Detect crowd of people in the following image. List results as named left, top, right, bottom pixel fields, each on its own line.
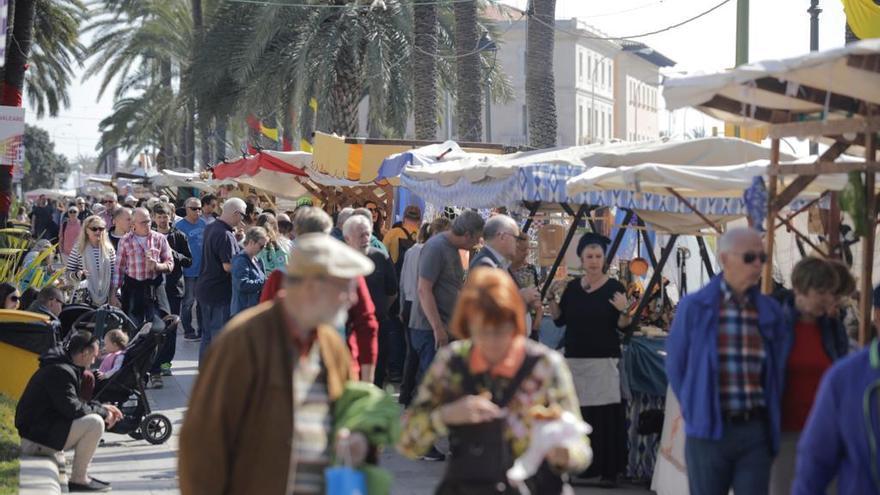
left=8, top=189, right=880, bottom=495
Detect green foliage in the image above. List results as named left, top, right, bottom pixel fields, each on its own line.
left=26, top=0, right=87, bottom=118
left=21, top=125, right=70, bottom=192
left=0, top=394, right=20, bottom=495
left=0, top=241, right=63, bottom=291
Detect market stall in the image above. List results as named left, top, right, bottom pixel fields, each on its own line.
left=663, top=37, right=880, bottom=344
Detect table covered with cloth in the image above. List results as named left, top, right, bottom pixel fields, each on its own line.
left=620, top=335, right=667, bottom=481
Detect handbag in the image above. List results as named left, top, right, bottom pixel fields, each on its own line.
left=439, top=354, right=540, bottom=494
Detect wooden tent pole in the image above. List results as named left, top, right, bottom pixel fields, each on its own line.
left=762, top=138, right=780, bottom=294
left=859, top=130, right=877, bottom=346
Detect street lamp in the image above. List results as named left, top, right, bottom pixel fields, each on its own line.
left=479, top=32, right=498, bottom=143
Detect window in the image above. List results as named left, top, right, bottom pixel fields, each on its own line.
left=578, top=105, right=584, bottom=144
left=600, top=110, right=605, bottom=139
left=578, top=52, right=583, bottom=80
left=521, top=105, right=528, bottom=138
left=608, top=114, right=612, bottom=139
left=600, top=64, right=605, bottom=89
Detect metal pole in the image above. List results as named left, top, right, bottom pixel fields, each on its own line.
left=485, top=78, right=492, bottom=142
left=734, top=0, right=749, bottom=139
left=808, top=0, right=821, bottom=155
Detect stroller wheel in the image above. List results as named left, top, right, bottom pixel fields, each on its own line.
left=128, top=428, right=144, bottom=440
left=141, top=413, right=172, bottom=445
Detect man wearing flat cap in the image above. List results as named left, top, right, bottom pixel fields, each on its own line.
left=179, top=234, right=373, bottom=495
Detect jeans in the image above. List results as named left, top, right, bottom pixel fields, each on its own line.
left=181, top=276, right=201, bottom=336
left=685, top=419, right=773, bottom=495
left=410, top=328, right=437, bottom=384
left=199, top=301, right=230, bottom=362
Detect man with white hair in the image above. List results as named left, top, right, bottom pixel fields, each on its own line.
left=195, top=197, right=246, bottom=361
left=666, top=228, right=787, bottom=495
left=331, top=207, right=356, bottom=241
left=344, top=215, right=397, bottom=387
left=469, top=213, right=541, bottom=327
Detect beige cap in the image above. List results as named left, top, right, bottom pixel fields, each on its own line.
left=287, top=233, right=374, bottom=279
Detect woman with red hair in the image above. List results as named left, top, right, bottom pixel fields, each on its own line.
left=398, top=267, right=590, bottom=494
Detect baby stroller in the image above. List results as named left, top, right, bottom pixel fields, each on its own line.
left=92, top=319, right=177, bottom=445
left=59, top=304, right=140, bottom=343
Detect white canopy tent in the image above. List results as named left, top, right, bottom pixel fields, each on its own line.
left=661, top=37, right=880, bottom=345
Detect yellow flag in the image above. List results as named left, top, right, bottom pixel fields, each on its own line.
left=260, top=124, right=279, bottom=142
left=842, top=0, right=880, bottom=40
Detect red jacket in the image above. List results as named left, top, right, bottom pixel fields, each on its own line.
left=259, top=270, right=378, bottom=376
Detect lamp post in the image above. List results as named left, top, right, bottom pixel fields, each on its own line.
left=808, top=0, right=821, bottom=155
left=479, top=32, right=498, bottom=143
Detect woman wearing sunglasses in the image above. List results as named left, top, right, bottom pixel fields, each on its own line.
left=59, top=206, right=82, bottom=259
left=65, top=216, right=118, bottom=307
left=0, top=283, right=21, bottom=310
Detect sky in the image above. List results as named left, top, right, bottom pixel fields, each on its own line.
left=30, top=0, right=850, bottom=161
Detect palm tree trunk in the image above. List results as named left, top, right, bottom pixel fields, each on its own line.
left=325, top=47, right=362, bottom=136
left=0, top=0, right=37, bottom=225
left=526, top=0, right=557, bottom=148
left=214, top=116, right=227, bottom=161
left=158, top=59, right=174, bottom=170
left=454, top=0, right=482, bottom=142
left=192, top=0, right=212, bottom=168
left=413, top=3, right=438, bottom=140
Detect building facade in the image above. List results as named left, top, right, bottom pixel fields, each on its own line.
left=489, top=17, right=675, bottom=147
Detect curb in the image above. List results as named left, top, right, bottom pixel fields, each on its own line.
left=19, top=455, right=62, bottom=495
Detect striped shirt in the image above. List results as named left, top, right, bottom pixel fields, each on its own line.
left=286, top=344, right=331, bottom=495
left=717, top=280, right=766, bottom=413
left=65, top=244, right=117, bottom=288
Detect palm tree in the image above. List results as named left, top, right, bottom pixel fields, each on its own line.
left=84, top=0, right=193, bottom=167
left=27, top=0, right=87, bottom=118
left=525, top=0, right=557, bottom=148
left=454, top=0, right=482, bottom=142
left=412, top=2, right=438, bottom=140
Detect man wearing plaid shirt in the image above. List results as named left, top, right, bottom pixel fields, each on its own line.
left=114, top=208, right=174, bottom=333
left=667, top=228, right=786, bottom=495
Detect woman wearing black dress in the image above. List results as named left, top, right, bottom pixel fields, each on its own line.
left=548, top=232, right=631, bottom=486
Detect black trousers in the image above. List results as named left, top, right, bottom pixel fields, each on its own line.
left=398, top=301, right=420, bottom=406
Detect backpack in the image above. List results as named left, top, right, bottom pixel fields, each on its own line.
left=394, top=226, right=417, bottom=276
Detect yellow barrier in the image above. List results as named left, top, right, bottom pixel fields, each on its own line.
left=0, top=341, right=39, bottom=400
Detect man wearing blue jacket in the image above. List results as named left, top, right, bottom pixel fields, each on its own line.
left=792, top=285, right=880, bottom=495
left=666, top=228, right=787, bottom=495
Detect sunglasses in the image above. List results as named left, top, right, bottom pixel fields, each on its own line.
left=188, top=207, right=202, bottom=211
left=102, top=199, right=115, bottom=204
left=740, top=251, right=768, bottom=264
left=8, top=295, right=19, bottom=302
left=89, top=226, right=106, bottom=232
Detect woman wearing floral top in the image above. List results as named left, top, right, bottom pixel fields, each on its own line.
left=398, top=267, right=590, bottom=494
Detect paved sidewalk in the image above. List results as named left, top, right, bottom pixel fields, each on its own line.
left=82, top=332, right=199, bottom=494
left=83, top=331, right=652, bottom=494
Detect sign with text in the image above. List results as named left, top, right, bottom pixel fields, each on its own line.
left=0, top=106, right=25, bottom=169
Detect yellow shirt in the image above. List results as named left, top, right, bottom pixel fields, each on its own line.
left=382, top=224, right=417, bottom=264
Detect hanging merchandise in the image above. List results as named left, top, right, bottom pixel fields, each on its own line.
left=538, top=223, right=566, bottom=267
left=808, top=204, right=825, bottom=234
left=742, top=176, right=768, bottom=232
left=841, top=0, right=880, bottom=40
left=839, top=171, right=867, bottom=237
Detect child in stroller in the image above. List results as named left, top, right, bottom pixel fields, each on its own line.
left=92, top=322, right=174, bottom=445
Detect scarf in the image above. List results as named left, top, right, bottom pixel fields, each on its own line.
left=84, top=244, right=113, bottom=305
